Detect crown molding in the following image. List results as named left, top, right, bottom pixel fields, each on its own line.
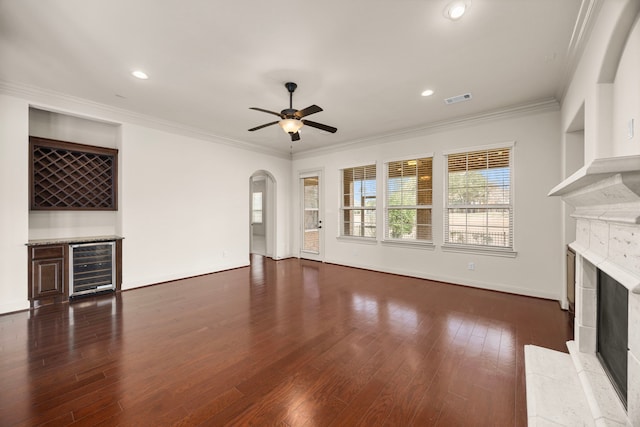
left=1, top=81, right=560, bottom=163
left=292, top=98, right=560, bottom=160
left=0, top=80, right=291, bottom=160
left=557, top=0, right=603, bottom=102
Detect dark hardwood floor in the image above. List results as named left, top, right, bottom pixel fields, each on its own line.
left=0, top=255, right=572, bottom=426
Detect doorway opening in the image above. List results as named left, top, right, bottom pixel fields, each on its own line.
left=250, top=171, right=276, bottom=258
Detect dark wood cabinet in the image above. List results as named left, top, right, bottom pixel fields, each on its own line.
left=27, top=237, right=123, bottom=308
left=28, top=244, right=69, bottom=307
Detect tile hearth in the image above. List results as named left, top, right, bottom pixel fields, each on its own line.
left=525, top=342, right=629, bottom=426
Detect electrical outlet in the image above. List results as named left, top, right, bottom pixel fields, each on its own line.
left=628, top=118, right=635, bottom=140
left=222, top=250, right=228, bottom=257
left=468, top=262, right=475, bottom=271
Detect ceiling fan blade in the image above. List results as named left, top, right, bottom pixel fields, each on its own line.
left=294, top=105, right=323, bottom=119
left=249, top=107, right=284, bottom=118
left=302, top=119, right=337, bottom=133
left=291, top=132, right=300, bottom=142
left=248, top=121, right=279, bottom=132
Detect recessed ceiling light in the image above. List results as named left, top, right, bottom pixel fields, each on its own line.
left=445, top=1, right=469, bottom=20
left=131, top=70, right=148, bottom=80
left=421, top=89, right=435, bottom=97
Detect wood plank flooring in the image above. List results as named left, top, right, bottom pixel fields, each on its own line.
left=0, top=255, right=572, bottom=426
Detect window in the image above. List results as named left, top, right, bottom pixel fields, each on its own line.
left=252, top=192, right=263, bottom=224
left=385, top=157, right=433, bottom=242
left=445, top=146, right=513, bottom=249
left=341, top=164, right=376, bottom=238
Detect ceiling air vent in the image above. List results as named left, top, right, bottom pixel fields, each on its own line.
left=444, top=93, right=472, bottom=105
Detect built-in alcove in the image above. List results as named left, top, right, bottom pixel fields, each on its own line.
left=561, top=103, right=585, bottom=311
left=565, top=103, right=585, bottom=179
left=28, top=108, right=121, bottom=240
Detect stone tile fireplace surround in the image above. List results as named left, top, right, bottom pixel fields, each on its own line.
left=526, top=155, right=640, bottom=426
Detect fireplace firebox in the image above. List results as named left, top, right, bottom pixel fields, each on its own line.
left=597, top=268, right=629, bottom=408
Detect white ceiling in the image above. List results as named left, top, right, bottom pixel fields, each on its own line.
left=0, top=0, right=583, bottom=156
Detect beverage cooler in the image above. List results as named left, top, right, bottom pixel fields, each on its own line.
left=69, top=241, right=116, bottom=297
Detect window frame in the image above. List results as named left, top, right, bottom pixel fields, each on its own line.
left=339, top=162, right=378, bottom=240
left=442, top=142, right=517, bottom=257
left=382, top=154, right=435, bottom=249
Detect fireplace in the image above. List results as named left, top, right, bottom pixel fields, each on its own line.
left=525, top=157, right=640, bottom=426
left=597, top=269, right=628, bottom=408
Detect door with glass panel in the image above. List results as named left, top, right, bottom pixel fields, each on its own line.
left=300, top=172, right=323, bottom=261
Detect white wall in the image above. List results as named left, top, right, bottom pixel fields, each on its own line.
left=0, top=94, right=30, bottom=313
left=612, top=13, right=640, bottom=155
left=0, top=93, right=292, bottom=314
left=562, top=0, right=640, bottom=162
left=118, top=123, right=290, bottom=289
left=292, top=108, right=564, bottom=300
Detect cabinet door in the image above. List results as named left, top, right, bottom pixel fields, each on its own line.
left=32, top=258, right=64, bottom=298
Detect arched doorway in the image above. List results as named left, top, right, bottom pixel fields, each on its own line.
left=249, top=170, right=276, bottom=258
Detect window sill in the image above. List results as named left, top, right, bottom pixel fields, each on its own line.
left=381, top=240, right=435, bottom=250
left=441, top=244, right=517, bottom=258
left=336, top=236, right=378, bottom=245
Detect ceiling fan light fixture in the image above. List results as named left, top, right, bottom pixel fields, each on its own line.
left=279, top=118, right=304, bottom=134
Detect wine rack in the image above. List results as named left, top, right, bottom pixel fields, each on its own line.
left=30, top=136, right=118, bottom=210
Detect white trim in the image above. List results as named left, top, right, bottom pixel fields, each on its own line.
left=336, top=236, right=378, bottom=245
left=383, top=152, right=434, bottom=163
left=293, top=99, right=557, bottom=160
left=441, top=244, right=518, bottom=258
left=381, top=240, right=435, bottom=250
left=323, top=258, right=555, bottom=300
left=0, top=80, right=290, bottom=160
left=442, top=140, right=515, bottom=156
left=249, top=170, right=278, bottom=259
left=557, top=0, right=602, bottom=102
left=298, top=168, right=323, bottom=179
left=337, top=160, right=378, bottom=171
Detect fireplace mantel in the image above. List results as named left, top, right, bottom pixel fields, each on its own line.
left=550, top=155, right=640, bottom=295
left=549, top=154, right=640, bottom=200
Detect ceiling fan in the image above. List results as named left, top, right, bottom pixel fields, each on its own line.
left=248, top=82, right=337, bottom=142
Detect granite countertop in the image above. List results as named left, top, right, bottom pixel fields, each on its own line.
left=26, top=235, right=124, bottom=246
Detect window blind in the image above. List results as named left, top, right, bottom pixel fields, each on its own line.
left=385, top=157, right=433, bottom=241
left=445, top=147, right=512, bottom=248
left=341, top=164, right=376, bottom=238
